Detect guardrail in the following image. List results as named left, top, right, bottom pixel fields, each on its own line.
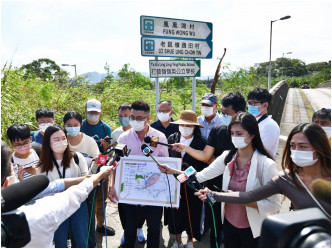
left=269, top=80, right=289, bottom=126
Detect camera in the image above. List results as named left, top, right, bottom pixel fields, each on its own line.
left=259, top=208, right=330, bottom=247
left=1, top=198, right=31, bottom=247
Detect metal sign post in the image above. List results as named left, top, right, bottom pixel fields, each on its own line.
left=155, top=56, right=159, bottom=118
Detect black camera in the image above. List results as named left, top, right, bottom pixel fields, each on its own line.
left=1, top=198, right=31, bottom=247
left=259, top=208, right=331, bottom=248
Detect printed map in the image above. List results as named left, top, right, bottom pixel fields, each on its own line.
left=114, top=155, right=181, bottom=207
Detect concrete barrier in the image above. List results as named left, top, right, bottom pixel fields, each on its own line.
left=269, top=80, right=289, bottom=126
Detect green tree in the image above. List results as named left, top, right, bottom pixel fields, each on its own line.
left=21, top=58, right=68, bottom=83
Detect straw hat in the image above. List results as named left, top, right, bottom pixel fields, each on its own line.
left=171, top=110, right=205, bottom=128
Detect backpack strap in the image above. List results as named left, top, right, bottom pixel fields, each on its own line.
left=73, top=152, right=79, bottom=165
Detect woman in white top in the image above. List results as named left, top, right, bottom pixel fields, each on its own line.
left=63, top=111, right=99, bottom=158
left=160, top=113, right=281, bottom=247
left=37, top=124, right=88, bottom=248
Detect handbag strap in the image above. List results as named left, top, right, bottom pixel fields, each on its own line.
left=295, top=172, right=331, bottom=220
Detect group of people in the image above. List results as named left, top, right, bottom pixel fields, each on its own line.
left=1, top=87, right=331, bottom=248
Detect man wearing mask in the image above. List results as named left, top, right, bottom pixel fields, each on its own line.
left=247, top=88, right=280, bottom=158
left=151, top=100, right=179, bottom=139
left=111, top=103, right=147, bottom=245
left=312, top=108, right=331, bottom=140
left=198, top=93, right=223, bottom=140
left=80, top=99, right=115, bottom=238
left=172, top=92, right=246, bottom=248
left=31, top=107, right=56, bottom=150
left=109, top=100, right=168, bottom=248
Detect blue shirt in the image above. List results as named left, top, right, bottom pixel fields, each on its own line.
left=31, top=131, right=43, bottom=145
left=150, top=118, right=179, bottom=140
left=32, top=179, right=65, bottom=200
left=197, top=113, right=223, bottom=140
left=81, top=119, right=112, bottom=152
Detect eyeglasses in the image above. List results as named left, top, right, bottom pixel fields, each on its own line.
left=129, top=115, right=148, bottom=121
left=13, top=142, right=30, bottom=149
left=247, top=100, right=261, bottom=106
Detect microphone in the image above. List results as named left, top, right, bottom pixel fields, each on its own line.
left=311, top=179, right=331, bottom=204
left=144, top=136, right=173, bottom=148
left=1, top=175, right=49, bottom=212
left=141, top=144, right=162, bottom=167
left=179, top=163, right=216, bottom=205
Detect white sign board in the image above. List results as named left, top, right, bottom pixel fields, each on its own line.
left=114, top=155, right=182, bottom=208
left=141, top=37, right=212, bottom=58
left=149, top=60, right=201, bottom=78
left=140, top=15, right=212, bottom=40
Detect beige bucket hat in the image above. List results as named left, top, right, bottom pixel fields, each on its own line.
left=171, top=110, right=205, bottom=128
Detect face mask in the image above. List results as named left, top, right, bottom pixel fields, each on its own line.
left=51, top=139, right=68, bottom=153
left=157, top=112, right=171, bottom=122
left=119, top=117, right=131, bottom=128
left=231, top=136, right=251, bottom=149
left=14, top=143, right=31, bottom=155
left=201, top=106, right=214, bottom=117
left=248, top=105, right=261, bottom=117
left=290, top=150, right=318, bottom=167
left=39, top=123, right=52, bottom=133
left=179, top=126, right=194, bottom=137
left=221, top=114, right=232, bottom=126
left=87, top=113, right=100, bottom=123
left=66, top=127, right=80, bottom=137
left=322, top=126, right=331, bottom=138
left=130, top=120, right=146, bottom=132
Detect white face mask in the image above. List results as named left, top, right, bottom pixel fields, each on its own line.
left=39, top=123, right=53, bottom=133
left=290, top=150, right=318, bottom=167
left=87, top=113, right=100, bottom=123
left=322, top=126, right=331, bottom=138
left=201, top=106, right=214, bottom=117
left=231, top=135, right=251, bottom=149
left=179, top=126, right=194, bottom=137
left=157, top=112, right=171, bottom=122
left=51, top=139, right=68, bottom=153
left=130, top=120, right=146, bottom=132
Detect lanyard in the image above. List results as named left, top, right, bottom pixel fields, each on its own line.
left=257, top=114, right=268, bottom=124
left=52, top=158, right=66, bottom=179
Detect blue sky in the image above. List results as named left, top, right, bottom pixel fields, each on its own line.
left=1, top=0, right=331, bottom=77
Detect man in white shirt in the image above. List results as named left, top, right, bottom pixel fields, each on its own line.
left=247, top=88, right=280, bottom=158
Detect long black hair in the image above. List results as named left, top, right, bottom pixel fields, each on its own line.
left=224, top=113, right=273, bottom=164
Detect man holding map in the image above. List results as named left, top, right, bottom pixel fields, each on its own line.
left=109, top=100, right=169, bottom=248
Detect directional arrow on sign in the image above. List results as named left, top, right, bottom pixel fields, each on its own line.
left=141, top=37, right=212, bottom=59
left=141, top=15, right=213, bottom=41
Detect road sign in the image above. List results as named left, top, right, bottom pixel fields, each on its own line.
left=141, top=15, right=212, bottom=41
left=141, top=37, right=212, bottom=59
left=149, top=60, right=201, bottom=78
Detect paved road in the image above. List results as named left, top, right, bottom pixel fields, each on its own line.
left=99, top=87, right=330, bottom=248
left=301, top=88, right=331, bottom=112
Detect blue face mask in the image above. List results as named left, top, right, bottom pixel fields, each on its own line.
left=119, top=117, right=131, bottom=128
left=66, top=127, right=80, bottom=137
left=220, top=114, right=232, bottom=126
left=248, top=105, right=261, bottom=117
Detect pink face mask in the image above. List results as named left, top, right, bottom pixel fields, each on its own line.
left=14, top=143, right=31, bottom=155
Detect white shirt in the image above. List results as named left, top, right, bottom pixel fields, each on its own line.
left=69, top=133, right=100, bottom=158
left=110, top=126, right=125, bottom=145
left=257, top=115, right=280, bottom=158
left=180, top=135, right=193, bottom=158
left=12, top=149, right=39, bottom=181
left=21, top=178, right=93, bottom=248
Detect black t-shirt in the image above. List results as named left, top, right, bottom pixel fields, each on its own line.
left=207, top=125, right=232, bottom=158
left=206, top=125, right=233, bottom=189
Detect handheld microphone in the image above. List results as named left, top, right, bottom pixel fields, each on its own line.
left=1, top=175, right=50, bottom=212
left=141, top=144, right=162, bottom=167
left=180, top=163, right=216, bottom=205
left=144, top=136, right=173, bottom=148
left=106, top=143, right=131, bottom=170
left=311, top=179, right=331, bottom=204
